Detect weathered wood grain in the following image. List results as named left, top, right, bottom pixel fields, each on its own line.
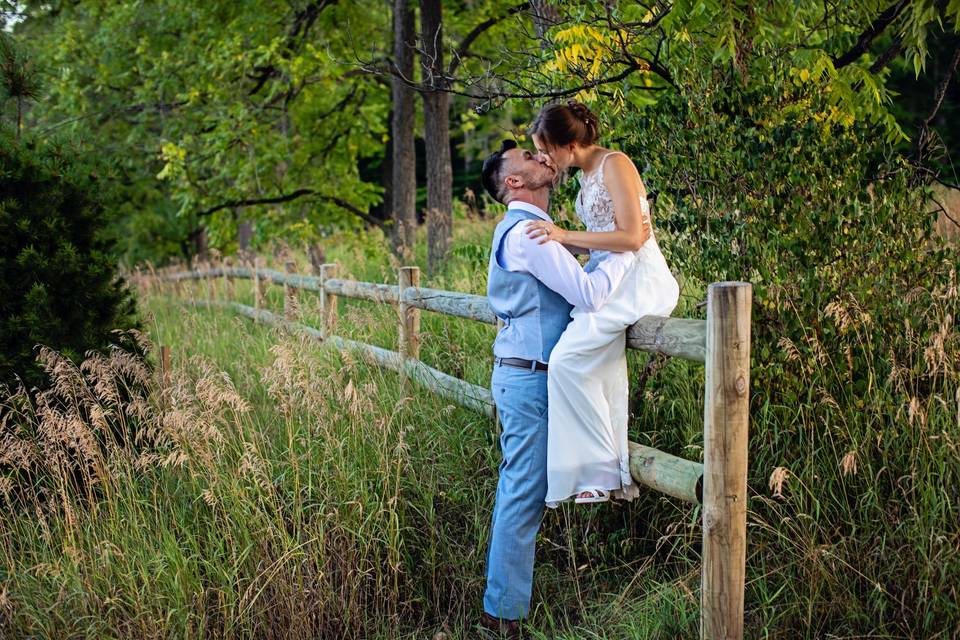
left=324, top=278, right=399, bottom=303
left=252, top=261, right=264, bottom=310
left=701, top=282, right=752, bottom=640
left=400, top=286, right=497, bottom=324
left=283, top=260, right=297, bottom=320
left=319, top=263, right=338, bottom=338
left=628, top=442, right=703, bottom=504
left=627, top=316, right=707, bottom=362
left=398, top=267, right=421, bottom=359
left=258, top=268, right=326, bottom=293
left=173, top=270, right=752, bottom=640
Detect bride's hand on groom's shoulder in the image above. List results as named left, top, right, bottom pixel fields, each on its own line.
left=525, top=220, right=567, bottom=245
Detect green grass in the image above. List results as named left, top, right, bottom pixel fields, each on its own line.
left=2, top=213, right=958, bottom=638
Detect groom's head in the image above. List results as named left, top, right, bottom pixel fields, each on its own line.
left=481, top=139, right=557, bottom=205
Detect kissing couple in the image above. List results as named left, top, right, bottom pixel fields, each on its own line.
left=477, top=101, right=680, bottom=637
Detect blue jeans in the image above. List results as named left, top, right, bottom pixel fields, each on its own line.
left=483, top=363, right=549, bottom=620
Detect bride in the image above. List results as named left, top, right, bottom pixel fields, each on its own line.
left=526, top=101, right=680, bottom=506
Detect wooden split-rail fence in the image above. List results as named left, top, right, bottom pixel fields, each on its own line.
left=149, top=258, right=752, bottom=640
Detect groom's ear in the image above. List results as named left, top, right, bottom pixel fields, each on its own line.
left=503, top=173, right=523, bottom=191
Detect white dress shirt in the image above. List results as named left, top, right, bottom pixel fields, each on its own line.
left=499, top=200, right=634, bottom=312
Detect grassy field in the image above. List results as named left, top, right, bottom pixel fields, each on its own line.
left=2, top=212, right=958, bottom=638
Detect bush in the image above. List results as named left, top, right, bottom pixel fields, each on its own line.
left=0, top=127, right=139, bottom=389
left=607, top=68, right=960, bottom=636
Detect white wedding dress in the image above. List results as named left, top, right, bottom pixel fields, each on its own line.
left=545, top=151, right=680, bottom=507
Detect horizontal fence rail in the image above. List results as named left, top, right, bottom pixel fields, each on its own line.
left=148, top=260, right=751, bottom=640
left=159, top=265, right=707, bottom=362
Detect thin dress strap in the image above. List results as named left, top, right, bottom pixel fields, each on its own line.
left=597, top=150, right=629, bottom=175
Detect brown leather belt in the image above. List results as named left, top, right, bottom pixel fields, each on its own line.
left=494, top=357, right=548, bottom=372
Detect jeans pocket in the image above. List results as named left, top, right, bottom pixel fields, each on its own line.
left=535, top=398, right=548, bottom=419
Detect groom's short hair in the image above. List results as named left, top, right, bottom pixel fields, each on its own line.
left=481, top=139, right=518, bottom=204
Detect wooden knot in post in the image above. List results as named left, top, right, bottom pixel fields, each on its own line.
left=735, top=375, right=748, bottom=396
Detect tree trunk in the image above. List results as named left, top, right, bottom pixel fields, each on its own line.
left=420, top=0, right=453, bottom=273
left=530, top=1, right=559, bottom=45
left=382, top=111, right=394, bottom=227
left=191, top=226, right=209, bottom=262
left=238, top=220, right=254, bottom=262
left=391, top=0, right=418, bottom=257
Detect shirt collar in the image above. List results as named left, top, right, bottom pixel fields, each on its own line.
left=506, top=199, right=551, bottom=222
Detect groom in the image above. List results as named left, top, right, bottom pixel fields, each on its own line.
left=478, top=140, right=633, bottom=636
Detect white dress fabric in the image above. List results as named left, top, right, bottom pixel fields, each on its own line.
left=545, top=152, right=680, bottom=508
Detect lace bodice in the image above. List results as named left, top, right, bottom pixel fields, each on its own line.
left=575, top=151, right=652, bottom=235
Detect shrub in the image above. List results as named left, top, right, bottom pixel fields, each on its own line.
left=610, top=68, right=960, bottom=636
left=0, top=127, right=139, bottom=389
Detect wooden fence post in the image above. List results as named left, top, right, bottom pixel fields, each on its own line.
left=223, top=257, right=234, bottom=299
left=253, top=256, right=264, bottom=310
left=398, top=266, right=420, bottom=360
left=701, top=281, right=752, bottom=640
left=172, top=266, right=182, bottom=298
left=206, top=261, right=216, bottom=302
left=319, top=263, right=338, bottom=338
left=284, top=260, right=297, bottom=320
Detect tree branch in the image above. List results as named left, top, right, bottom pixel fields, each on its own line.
left=868, top=36, right=904, bottom=73
left=367, top=54, right=664, bottom=104
left=448, top=3, right=529, bottom=75
left=930, top=197, right=960, bottom=229
left=915, top=46, right=960, bottom=161
left=317, top=196, right=385, bottom=227
left=198, top=189, right=317, bottom=217
left=922, top=46, right=960, bottom=129
left=196, top=189, right=384, bottom=228
left=833, top=0, right=908, bottom=69
left=248, top=0, right=339, bottom=96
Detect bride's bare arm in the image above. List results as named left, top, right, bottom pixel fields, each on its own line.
left=526, top=154, right=651, bottom=251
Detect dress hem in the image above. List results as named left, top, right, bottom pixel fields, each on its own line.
left=545, top=480, right=639, bottom=509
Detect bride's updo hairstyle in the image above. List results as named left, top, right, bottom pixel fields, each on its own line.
left=529, top=100, right=600, bottom=148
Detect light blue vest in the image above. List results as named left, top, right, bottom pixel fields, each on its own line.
left=487, top=208, right=574, bottom=362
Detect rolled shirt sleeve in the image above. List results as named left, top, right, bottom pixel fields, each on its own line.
left=501, top=224, right=634, bottom=312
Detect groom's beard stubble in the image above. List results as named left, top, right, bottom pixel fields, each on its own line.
left=526, top=167, right=559, bottom=193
